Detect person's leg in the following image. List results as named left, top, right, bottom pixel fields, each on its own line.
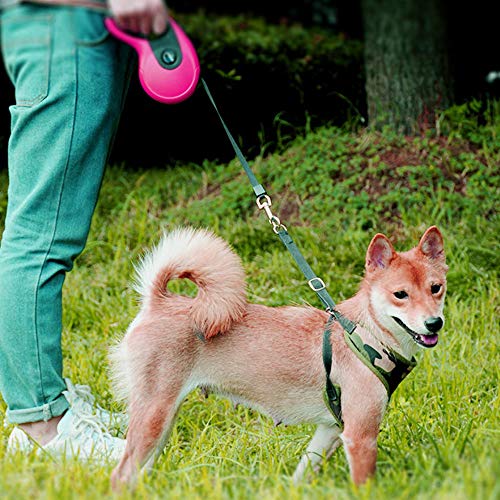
left=0, top=4, right=132, bottom=433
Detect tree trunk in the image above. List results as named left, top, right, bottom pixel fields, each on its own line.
left=362, top=0, right=452, bottom=134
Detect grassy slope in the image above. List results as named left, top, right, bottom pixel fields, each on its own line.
left=0, top=115, right=498, bottom=499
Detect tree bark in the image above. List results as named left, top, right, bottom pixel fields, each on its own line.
left=362, top=0, right=452, bottom=134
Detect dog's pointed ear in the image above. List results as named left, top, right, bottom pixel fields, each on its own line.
left=366, top=233, right=396, bottom=271
left=418, top=226, right=446, bottom=263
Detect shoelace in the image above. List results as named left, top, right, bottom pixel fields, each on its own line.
left=62, top=386, right=118, bottom=453
left=64, top=378, right=127, bottom=428
left=69, top=400, right=114, bottom=447
left=64, top=379, right=106, bottom=414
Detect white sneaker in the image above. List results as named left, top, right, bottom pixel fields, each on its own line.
left=63, top=379, right=128, bottom=432
left=8, top=409, right=126, bottom=462
left=6, top=380, right=127, bottom=462
left=7, top=426, right=33, bottom=454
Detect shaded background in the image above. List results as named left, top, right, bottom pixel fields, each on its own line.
left=0, top=0, right=498, bottom=168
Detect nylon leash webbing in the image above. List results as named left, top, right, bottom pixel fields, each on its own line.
left=202, top=78, right=356, bottom=336
left=202, top=82, right=415, bottom=425
left=202, top=79, right=266, bottom=198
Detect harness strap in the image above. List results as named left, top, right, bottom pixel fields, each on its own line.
left=344, top=331, right=417, bottom=397
left=322, top=320, right=417, bottom=428
left=322, top=316, right=343, bottom=427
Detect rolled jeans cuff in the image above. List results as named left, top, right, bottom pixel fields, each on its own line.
left=6, top=393, right=69, bottom=424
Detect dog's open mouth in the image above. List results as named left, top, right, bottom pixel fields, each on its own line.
left=392, top=317, right=439, bottom=348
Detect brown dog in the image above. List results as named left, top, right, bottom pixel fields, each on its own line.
left=110, top=226, right=447, bottom=488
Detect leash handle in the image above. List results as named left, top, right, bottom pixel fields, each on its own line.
left=106, top=18, right=200, bottom=104
left=202, top=78, right=356, bottom=335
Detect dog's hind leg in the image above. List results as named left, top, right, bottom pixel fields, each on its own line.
left=111, top=384, right=185, bottom=490
left=292, top=424, right=342, bottom=484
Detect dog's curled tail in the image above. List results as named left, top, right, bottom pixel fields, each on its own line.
left=134, top=227, right=247, bottom=339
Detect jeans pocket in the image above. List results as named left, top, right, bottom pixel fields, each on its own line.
left=1, top=14, right=52, bottom=107
left=72, top=8, right=110, bottom=46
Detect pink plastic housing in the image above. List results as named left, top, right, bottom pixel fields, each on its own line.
left=105, top=18, right=200, bottom=104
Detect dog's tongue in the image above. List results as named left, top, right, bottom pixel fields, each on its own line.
left=419, top=333, right=439, bottom=347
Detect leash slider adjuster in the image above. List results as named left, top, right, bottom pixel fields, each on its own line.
left=308, top=277, right=326, bottom=292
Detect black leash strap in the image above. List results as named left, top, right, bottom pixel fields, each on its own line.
left=202, top=79, right=266, bottom=198
left=276, top=229, right=356, bottom=334
left=202, top=78, right=355, bottom=333
left=203, top=78, right=357, bottom=426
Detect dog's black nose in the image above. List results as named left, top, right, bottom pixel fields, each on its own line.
left=425, top=317, right=443, bottom=333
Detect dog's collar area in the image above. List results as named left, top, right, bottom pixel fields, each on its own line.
left=392, top=316, right=439, bottom=348
left=322, top=314, right=417, bottom=428
left=345, top=330, right=417, bottom=395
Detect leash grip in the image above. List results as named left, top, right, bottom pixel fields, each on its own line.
left=105, top=17, right=200, bottom=104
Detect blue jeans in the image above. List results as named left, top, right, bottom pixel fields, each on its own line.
left=0, top=4, right=132, bottom=423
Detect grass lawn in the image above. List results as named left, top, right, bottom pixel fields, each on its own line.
left=0, top=109, right=498, bottom=498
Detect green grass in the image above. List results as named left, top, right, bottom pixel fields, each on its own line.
left=0, top=112, right=498, bottom=498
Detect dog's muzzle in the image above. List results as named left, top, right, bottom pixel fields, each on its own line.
left=392, top=316, right=441, bottom=348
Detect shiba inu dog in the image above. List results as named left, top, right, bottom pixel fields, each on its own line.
left=110, top=226, right=447, bottom=488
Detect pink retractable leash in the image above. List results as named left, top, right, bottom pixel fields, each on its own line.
left=105, top=17, right=200, bottom=104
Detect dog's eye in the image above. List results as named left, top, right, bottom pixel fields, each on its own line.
left=431, top=284, right=442, bottom=294
left=393, top=290, right=408, bottom=299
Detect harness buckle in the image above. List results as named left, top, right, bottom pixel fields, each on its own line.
left=308, top=277, right=326, bottom=292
